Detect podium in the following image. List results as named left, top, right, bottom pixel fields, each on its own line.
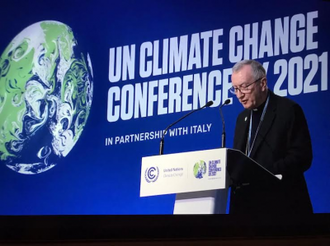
left=140, top=148, right=280, bottom=214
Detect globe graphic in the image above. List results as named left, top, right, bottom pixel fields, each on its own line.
left=0, top=21, right=93, bottom=174
left=193, top=160, right=206, bottom=179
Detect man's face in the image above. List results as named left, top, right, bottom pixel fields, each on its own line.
left=231, top=65, right=266, bottom=110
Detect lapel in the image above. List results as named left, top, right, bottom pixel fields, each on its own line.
left=249, top=91, right=277, bottom=158
left=235, top=110, right=250, bottom=152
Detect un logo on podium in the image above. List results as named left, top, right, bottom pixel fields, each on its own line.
left=145, top=166, right=159, bottom=183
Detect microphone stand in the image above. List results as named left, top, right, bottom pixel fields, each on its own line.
left=159, top=101, right=213, bottom=155
left=219, top=99, right=231, bottom=148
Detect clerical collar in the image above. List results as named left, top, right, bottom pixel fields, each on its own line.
left=253, top=100, right=266, bottom=112
left=252, top=92, right=269, bottom=112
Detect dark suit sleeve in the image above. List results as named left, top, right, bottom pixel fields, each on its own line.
left=273, top=104, right=312, bottom=175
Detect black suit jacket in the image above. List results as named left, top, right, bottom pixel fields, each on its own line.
left=230, top=91, right=313, bottom=214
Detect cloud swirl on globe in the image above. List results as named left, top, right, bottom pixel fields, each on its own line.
left=0, top=21, right=93, bottom=174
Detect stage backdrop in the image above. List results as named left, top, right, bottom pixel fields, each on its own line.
left=0, top=0, right=329, bottom=215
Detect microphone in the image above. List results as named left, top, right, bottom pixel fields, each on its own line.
left=159, top=101, right=213, bottom=155
left=219, top=99, right=231, bottom=148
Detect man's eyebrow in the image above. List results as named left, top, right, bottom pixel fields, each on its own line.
left=234, top=82, right=248, bottom=87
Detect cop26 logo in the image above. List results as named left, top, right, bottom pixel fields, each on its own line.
left=193, top=160, right=207, bottom=179
left=145, top=166, right=159, bottom=183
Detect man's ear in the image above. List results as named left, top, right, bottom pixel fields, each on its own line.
left=261, top=77, right=268, bottom=91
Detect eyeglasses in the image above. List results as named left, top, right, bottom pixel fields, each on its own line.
left=229, top=77, right=263, bottom=94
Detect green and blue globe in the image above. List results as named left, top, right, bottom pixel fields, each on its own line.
left=0, top=21, right=93, bottom=174
left=193, top=160, right=207, bottom=179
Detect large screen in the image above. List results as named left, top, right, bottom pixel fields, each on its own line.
left=0, top=0, right=329, bottom=225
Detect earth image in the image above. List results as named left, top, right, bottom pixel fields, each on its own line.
left=193, top=160, right=207, bottom=179
left=0, top=21, right=93, bottom=174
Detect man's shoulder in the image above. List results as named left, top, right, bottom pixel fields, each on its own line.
left=270, top=91, right=301, bottom=110
left=271, top=91, right=296, bottom=105
left=236, top=91, right=301, bottom=118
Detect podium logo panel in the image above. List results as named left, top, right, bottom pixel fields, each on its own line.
left=140, top=149, right=227, bottom=197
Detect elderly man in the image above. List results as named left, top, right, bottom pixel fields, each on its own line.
left=229, top=59, right=313, bottom=214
